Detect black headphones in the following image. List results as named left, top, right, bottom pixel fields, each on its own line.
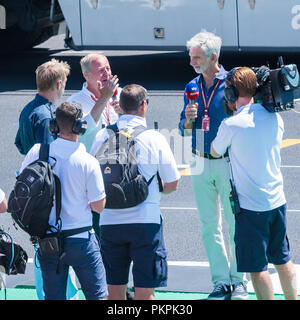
left=49, top=104, right=87, bottom=136
left=224, top=67, right=241, bottom=104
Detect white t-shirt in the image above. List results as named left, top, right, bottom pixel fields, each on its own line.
left=90, top=114, right=181, bottom=225
left=20, top=138, right=106, bottom=237
left=67, top=83, right=121, bottom=152
left=0, top=188, right=5, bottom=204
left=212, top=103, right=286, bottom=212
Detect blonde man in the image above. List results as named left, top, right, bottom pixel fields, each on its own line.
left=15, top=59, right=70, bottom=154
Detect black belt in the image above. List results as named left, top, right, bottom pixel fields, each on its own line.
left=192, top=149, right=229, bottom=159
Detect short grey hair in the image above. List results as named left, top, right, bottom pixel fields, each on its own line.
left=186, top=30, right=222, bottom=60
left=80, top=53, right=106, bottom=74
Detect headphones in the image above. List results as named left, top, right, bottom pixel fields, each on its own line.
left=49, top=104, right=87, bottom=136
left=224, top=67, right=241, bottom=104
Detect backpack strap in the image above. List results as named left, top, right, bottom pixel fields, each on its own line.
left=128, top=125, right=148, bottom=139
left=126, top=127, right=163, bottom=192
left=53, top=174, right=62, bottom=226
left=39, top=144, right=62, bottom=228
left=106, top=123, right=119, bottom=136
left=147, top=172, right=163, bottom=192
left=59, top=226, right=92, bottom=238
left=39, top=143, right=50, bottom=161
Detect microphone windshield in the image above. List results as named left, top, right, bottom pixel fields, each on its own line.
left=185, top=83, right=199, bottom=100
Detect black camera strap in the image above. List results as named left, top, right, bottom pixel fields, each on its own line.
left=226, top=152, right=241, bottom=215
left=56, top=226, right=93, bottom=274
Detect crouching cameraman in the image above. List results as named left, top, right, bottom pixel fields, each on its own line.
left=210, top=67, right=297, bottom=300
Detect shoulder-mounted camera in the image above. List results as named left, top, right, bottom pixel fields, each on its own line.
left=223, top=56, right=300, bottom=115
left=252, top=56, right=300, bottom=112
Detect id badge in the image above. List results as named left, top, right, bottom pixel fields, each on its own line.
left=202, top=115, right=210, bottom=132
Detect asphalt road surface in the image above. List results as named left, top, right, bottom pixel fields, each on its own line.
left=1, top=35, right=300, bottom=293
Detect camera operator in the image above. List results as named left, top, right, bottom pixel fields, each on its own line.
left=211, top=67, right=297, bottom=300
left=19, top=102, right=108, bottom=300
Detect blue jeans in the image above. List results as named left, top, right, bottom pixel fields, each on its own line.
left=38, top=232, right=108, bottom=300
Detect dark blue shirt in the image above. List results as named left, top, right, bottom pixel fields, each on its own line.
left=178, top=65, right=228, bottom=154
left=15, top=94, right=56, bottom=155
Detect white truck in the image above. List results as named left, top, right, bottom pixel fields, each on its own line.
left=1, top=0, right=300, bottom=53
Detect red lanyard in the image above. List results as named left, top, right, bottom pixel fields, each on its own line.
left=91, top=95, right=111, bottom=125
left=199, top=79, right=220, bottom=116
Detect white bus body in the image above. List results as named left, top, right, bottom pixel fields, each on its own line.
left=59, top=0, right=300, bottom=52
left=1, top=0, right=300, bottom=52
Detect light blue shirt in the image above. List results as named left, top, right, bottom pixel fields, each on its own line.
left=212, top=103, right=286, bottom=211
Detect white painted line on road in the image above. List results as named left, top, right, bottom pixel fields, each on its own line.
left=25, top=259, right=300, bottom=294
left=161, top=207, right=197, bottom=210
left=161, top=207, right=300, bottom=212
left=281, top=165, right=300, bottom=168
left=177, top=164, right=300, bottom=169
left=168, top=261, right=209, bottom=267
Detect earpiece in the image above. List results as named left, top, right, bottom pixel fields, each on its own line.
left=224, top=85, right=239, bottom=104
left=224, top=67, right=241, bottom=104
left=72, top=107, right=87, bottom=135
left=49, top=105, right=87, bottom=136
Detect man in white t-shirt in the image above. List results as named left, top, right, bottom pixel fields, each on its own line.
left=67, top=53, right=121, bottom=153
left=0, top=188, right=7, bottom=213
left=19, top=102, right=107, bottom=300
left=90, top=84, right=181, bottom=300
left=210, top=66, right=297, bottom=300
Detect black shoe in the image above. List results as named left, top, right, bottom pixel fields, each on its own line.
left=207, top=284, right=231, bottom=300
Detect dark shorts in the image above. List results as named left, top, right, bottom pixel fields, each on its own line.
left=234, top=204, right=290, bottom=272
left=100, top=221, right=167, bottom=288
left=38, top=232, right=108, bottom=300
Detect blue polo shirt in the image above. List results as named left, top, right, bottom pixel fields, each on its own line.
left=178, top=65, right=228, bottom=154
left=15, top=94, right=56, bottom=155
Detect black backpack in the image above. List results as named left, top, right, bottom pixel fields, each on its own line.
left=7, top=144, right=62, bottom=239
left=96, top=124, right=162, bottom=209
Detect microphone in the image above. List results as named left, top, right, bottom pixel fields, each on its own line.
left=185, top=83, right=199, bottom=122
left=185, top=83, right=199, bottom=104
